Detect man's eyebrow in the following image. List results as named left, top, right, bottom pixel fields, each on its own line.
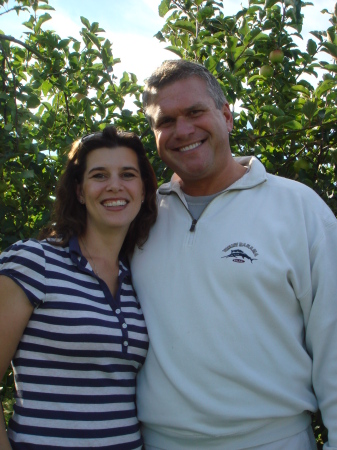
left=185, top=102, right=206, bottom=112
left=153, top=103, right=207, bottom=125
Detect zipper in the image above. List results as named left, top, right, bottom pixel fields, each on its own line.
left=170, top=190, right=228, bottom=233
left=170, top=192, right=198, bottom=232
left=190, top=218, right=197, bottom=232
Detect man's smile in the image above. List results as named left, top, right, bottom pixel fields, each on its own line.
left=177, top=140, right=204, bottom=152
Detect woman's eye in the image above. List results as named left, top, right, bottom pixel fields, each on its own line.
left=92, top=173, right=106, bottom=179
left=122, top=172, right=135, bottom=179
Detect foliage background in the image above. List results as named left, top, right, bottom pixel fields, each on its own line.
left=1, top=0, right=337, bottom=447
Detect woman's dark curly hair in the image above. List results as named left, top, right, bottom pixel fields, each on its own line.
left=39, top=126, right=157, bottom=256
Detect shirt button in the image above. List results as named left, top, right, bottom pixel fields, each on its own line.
left=115, top=309, right=121, bottom=314
left=123, top=341, right=128, bottom=347
left=122, top=323, right=127, bottom=329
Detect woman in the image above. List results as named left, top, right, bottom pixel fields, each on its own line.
left=0, top=126, right=157, bottom=449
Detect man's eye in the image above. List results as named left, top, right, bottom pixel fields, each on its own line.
left=157, top=118, right=173, bottom=128
left=190, top=110, right=202, bottom=116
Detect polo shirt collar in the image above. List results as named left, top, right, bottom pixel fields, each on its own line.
left=68, top=235, right=131, bottom=279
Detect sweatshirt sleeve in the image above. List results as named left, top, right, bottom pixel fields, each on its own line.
left=0, top=239, right=46, bottom=307
left=304, top=210, right=337, bottom=450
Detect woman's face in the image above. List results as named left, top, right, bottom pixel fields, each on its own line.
left=77, top=146, right=145, bottom=235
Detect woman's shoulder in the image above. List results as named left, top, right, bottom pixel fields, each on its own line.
left=1, top=238, right=44, bottom=259
left=0, top=238, right=49, bottom=273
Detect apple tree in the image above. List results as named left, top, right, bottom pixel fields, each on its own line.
left=156, top=0, right=337, bottom=217
left=0, top=0, right=148, bottom=422
left=0, top=0, right=149, bottom=252
left=155, top=0, right=337, bottom=446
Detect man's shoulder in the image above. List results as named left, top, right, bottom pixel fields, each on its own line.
left=266, top=173, right=336, bottom=226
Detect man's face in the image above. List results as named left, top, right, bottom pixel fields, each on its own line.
left=147, top=76, right=233, bottom=194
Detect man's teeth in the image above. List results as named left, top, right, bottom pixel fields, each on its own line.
left=180, top=141, right=202, bottom=152
left=103, top=200, right=127, bottom=207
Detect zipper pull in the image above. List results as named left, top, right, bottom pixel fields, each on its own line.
left=189, top=219, right=197, bottom=232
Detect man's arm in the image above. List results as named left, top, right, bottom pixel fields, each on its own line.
left=305, top=221, right=337, bottom=450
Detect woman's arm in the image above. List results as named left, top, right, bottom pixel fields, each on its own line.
left=0, top=275, right=34, bottom=450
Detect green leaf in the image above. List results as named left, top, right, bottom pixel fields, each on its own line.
left=21, top=170, right=35, bottom=179
left=27, top=95, right=40, bottom=109
left=58, top=39, right=71, bottom=49
left=38, top=5, right=55, bottom=10
left=154, top=31, right=165, bottom=42
left=239, top=18, right=249, bottom=37
left=265, top=0, right=280, bottom=8
left=251, top=32, right=269, bottom=42
left=199, top=36, right=221, bottom=46
left=86, top=31, right=101, bottom=48
left=73, top=41, right=81, bottom=52
left=246, top=74, right=259, bottom=83
left=315, top=79, right=336, bottom=97
left=205, top=56, right=218, bottom=72
left=197, top=6, right=214, bottom=22
left=223, top=71, right=238, bottom=89
left=321, top=64, right=337, bottom=73
left=171, top=20, right=196, bottom=35
left=283, top=120, right=303, bottom=130
left=302, top=100, right=317, bottom=119
left=273, top=116, right=296, bottom=128
left=120, top=72, right=130, bottom=84
left=35, top=13, right=52, bottom=32
left=290, top=85, right=311, bottom=96
left=41, top=80, right=52, bottom=96
left=310, top=31, right=323, bottom=42
left=80, top=16, right=91, bottom=29
left=260, top=105, right=285, bottom=116
left=247, top=6, right=263, bottom=14
left=165, top=45, right=185, bottom=58
left=158, top=0, right=171, bottom=17
left=226, top=36, right=238, bottom=50
left=321, top=42, right=337, bottom=59
left=307, top=39, right=317, bottom=56
left=22, top=15, right=34, bottom=30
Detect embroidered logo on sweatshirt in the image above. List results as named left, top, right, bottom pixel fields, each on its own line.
left=222, top=242, right=258, bottom=264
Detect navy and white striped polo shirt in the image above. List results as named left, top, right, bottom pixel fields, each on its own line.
left=0, top=237, right=148, bottom=449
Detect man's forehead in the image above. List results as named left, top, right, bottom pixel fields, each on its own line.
left=148, top=82, right=209, bottom=109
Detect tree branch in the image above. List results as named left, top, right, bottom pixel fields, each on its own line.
left=0, top=7, right=19, bottom=17
left=0, top=34, right=49, bottom=62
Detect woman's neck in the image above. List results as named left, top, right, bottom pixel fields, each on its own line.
left=79, top=229, right=127, bottom=296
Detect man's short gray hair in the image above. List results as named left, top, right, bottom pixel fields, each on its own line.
left=143, top=60, right=227, bottom=124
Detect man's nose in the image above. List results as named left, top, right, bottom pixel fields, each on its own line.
left=174, top=116, right=194, bottom=138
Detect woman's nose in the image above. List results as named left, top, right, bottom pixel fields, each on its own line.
left=106, top=176, right=123, bottom=192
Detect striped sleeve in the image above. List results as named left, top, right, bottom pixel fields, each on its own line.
left=0, top=239, right=46, bottom=307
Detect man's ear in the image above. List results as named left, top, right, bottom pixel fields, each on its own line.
left=222, top=102, right=233, bottom=133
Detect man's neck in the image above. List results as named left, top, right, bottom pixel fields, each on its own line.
left=176, top=162, right=247, bottom=196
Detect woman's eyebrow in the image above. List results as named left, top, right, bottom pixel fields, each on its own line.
left=88, top=165, right=140, bottom=174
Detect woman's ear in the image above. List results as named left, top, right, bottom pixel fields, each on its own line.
left=141, top=184, right=145, bottom=203
left=76, top=183, right=85, bottom=204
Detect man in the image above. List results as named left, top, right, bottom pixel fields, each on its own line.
left=131, top=59, right=337, bottom=450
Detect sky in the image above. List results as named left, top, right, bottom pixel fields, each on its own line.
left=2, top=0, right=336, bottom=85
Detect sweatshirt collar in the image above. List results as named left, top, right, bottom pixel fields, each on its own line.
left=158, top=156, right=267, bottom=197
